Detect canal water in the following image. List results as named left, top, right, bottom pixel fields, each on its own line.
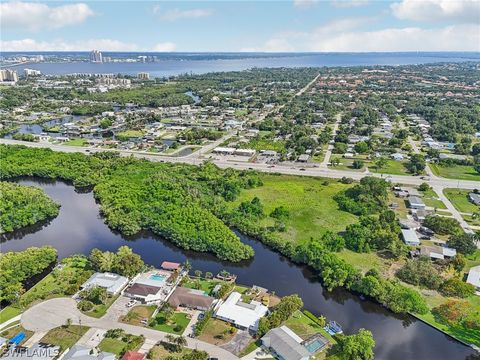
left=0, top=178, right=475, bottom=360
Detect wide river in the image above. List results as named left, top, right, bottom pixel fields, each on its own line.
left=1, top=178, right=476, bottom=360
left=8, top=52, right=480, bottom=77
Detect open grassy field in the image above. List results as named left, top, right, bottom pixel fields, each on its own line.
left=122, top=305, right=157, bottom=326
left=336, top=249, right=392, bottom=276
left=419, top=188, right=447, bottom=210
left=231, top=174, right=358, bottom=244
left=369, top=159, right=410, bottom=176
left=197, top=318, right=237, bottom=346
left=64, top=138, right=87, bottom=147
left=430, top=164, right=480, bottom=181
left=41, top=325, right=89, bottom=351
left=443, top=189, right=479, bottom=214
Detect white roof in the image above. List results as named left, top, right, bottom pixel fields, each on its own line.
left=82, top=272, right=128, bottom=294
left=442, top=247, right=457, bottom=257
left=467, top=266, right=480, bottom=288
left=215, top=292, right=268, bottom=330
left=401, top=229, right=420, bottom=245
left=63, top=345, right=116, bottom=360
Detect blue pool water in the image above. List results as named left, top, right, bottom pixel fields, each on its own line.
left=149, top=274, right=167, bottom=282
left=305, top=339, right=326, bottom=353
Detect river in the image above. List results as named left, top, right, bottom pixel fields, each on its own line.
left=0, top=178, right=476, bottom=360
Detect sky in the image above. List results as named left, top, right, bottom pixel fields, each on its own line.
left=1, top=0, right=479, bottom=52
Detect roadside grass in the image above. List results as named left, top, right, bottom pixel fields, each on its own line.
left=238, top=339, right=261, bottom=357
left=239, top=139, right=286, bottom=152
left=197, top=318, right=237, bottom=346
left=150, top=312, right=190, bottom=335
left=82, top=295, right=119, bottom=319
left=121, top=305, right=157, bottom=326
left=98, top=333, right=144, bottom=355
left=430, top=164, right=480, bottom=181
left=419, top=188, right=447, bottom=210
left=463, top=214, right=480, bottom=227
left=116, top=130, right=144, bottom=139
left=40, top=325, right=89, bottom=352
left=0, top=324, right=34, bottom=345
left=328, top=156, right=365, bottom=172
left=443, top=189, right=479, bottom=214
left=231, top=174, right=357, bottom=244
left=0, top=307, right=22, bottom=324
left=369, top=160, right=410, bottom=176
left=64, top=138, right=87, bottom=147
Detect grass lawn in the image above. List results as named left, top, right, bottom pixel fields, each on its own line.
left=150, top=312, right=190, bottom=335
left=239, top=339, right=261, bottom=357
left=181, top=278, right=220, bottom=295
left=64, top=138, right=87, bottom=147
left=40, top=325, right=89, bottom=351
left=443, top=189, right=479, bottom=214
left=98, top=338, right=130, bottom=355
left=369, top=159, right=410, bottom=176
left=284, top=310, right=336, bottom=345
left=430, top=164, right=480, bottom=181
left=0, top=325, right=34, bottom=345
left=148, top=344, right=199, bottom=360
left=0, top=306, right=22, bottom=323
left=231, top=174, right=358, bottom=244
left=82, top=295, right=119, bottom=319
left=329, top=156, right=365, bottom=172
left=116, top=130, right=144, bottom=139
left=419, top=188, right=447, bottom=210
left=197, top=318, right=237, bottom=346
left=122, top=305, right=157, bottom=326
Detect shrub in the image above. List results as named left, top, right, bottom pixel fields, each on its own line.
left=77, top=300, right=94, bottom=311
left=440, top=278, right=475, bottom=298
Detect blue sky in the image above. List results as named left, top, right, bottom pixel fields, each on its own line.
left=1, top=0, right=479, bottom=52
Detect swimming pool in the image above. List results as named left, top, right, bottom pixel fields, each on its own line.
left=304, top=338, right=327, bottom=353
left=149, top=274, right=167, bottom=282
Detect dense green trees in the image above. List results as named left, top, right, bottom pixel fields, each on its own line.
left=257, top=294, right=303, bottom=336
left=0, top=145, right=257, bottom=262
left=337, top=328, right=375, bottom=360
left=0, top=181, right=60, bottom=233
left=89, top=246, right=144, bottom=277
left=334, top=177, right=389, bottom=215
left=447, top=233, right=478, bottom=255
left=405, top=154, right=426, bottom=175
left=423, top=215, right=462, bottom=236
left=0, top=246, right=57, bottom=303
left=396, top=257, right=443, bottom=290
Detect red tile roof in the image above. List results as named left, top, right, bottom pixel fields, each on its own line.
left=121, top=351, right=145, bottom=360
left=161, top=261, right=181, bottom=270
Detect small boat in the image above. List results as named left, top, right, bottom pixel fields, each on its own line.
left=324, top=321, right=343, bottom=335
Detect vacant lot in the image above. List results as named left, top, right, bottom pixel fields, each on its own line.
left=431, top=164, right=480, bottom=181
left=197, top=318, right=237, bottom=346
left=231, top=174, right=357, bottom=244
left=41, top=325, right=89, bottom=351
left=444, top=189, right=479, bottom=214
left=150, top=311, right=190, bottom=335
left=121, top=305, right=156, bottom=326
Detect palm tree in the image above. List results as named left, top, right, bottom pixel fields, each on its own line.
left=165, top=334, right=175, bottom=344
left=194, top=270, right=202, bottom=278
left=183, top=259, right=192, bottom=273
left=205, top=272, right=213, bottom=279
left=175, top=336, right=187, bottom=347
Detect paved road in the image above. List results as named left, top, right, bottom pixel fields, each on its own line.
left=185, top=131, right=235, bottom=159
left=2, top=138, right=479, bottom=191
left=433, top=186, right=475, bottom=235
left=21, top=298, right=238, bottom=360
left=320, top=113, right=342, bottom=168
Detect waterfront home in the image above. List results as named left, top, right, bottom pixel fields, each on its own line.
left=62, top=345, right=116, bottom=360
left=214, top=292, right=268, bottom=332
left=168, top=286, right=215, bottom=310
left=124, top=269, right=174, bottom=304
left=401, top=229, right=420, bottom=246
left=466, top=266, right=480, bottom=294
left=262, top=326, right=311, bottom=360
left=81, top=272, right=128, bottom=295
left=121, top=351, right=145, bottom=360
left=161, top=261, right=181, bottom=271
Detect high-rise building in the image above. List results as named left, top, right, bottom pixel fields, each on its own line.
left=0, top=69, right=19, bottom=82
left=90, top=50, right=103, bottom=63
left=137, top=72, right=150, bottom=80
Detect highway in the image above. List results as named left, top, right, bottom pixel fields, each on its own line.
left=2, top=138, right=479, bottom=190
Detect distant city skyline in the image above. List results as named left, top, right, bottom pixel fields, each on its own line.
left=1, top=0, right=479, bottom=52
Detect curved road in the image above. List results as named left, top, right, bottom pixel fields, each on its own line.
left=21, top=298, right=238, bottom=360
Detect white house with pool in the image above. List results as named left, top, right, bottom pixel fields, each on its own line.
left=123, top=269, right=176, bottom=304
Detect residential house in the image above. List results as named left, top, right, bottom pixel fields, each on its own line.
left=468, top=192, right=480, bottom=206
left=407, top=196, right=426, bottom=210
left=214, top=292, right=268, bottom=332
left=168, top=286, right=215, bottom=310
left=262, top=326, right=311, bottom=360
left=401, top=229, right=420, bottom=246
left=467, top=266, right=480, bottom=293
left=62, top=345, right=116, bottom=360
left=420, top=245, right=457, bottom=260
left=81, top=272, right=129, bottom=295
left=121, top=351, right=145, bottom=360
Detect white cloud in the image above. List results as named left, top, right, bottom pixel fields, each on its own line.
left=0, top=2, right=94, bottom=31
left=391, top=0, right=480, bottom=23
left=0, top=38, right=140, bottom=52
left=152, top=42, right=176, bottom=52
left=244, top=18, right=480, bottom=52
left=293, top=0, right=319, bottom=9
left=332, top=0, right=370, bottom=8
left=153, top=6, right=212, bottom=21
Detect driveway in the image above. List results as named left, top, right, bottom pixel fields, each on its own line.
left=221, top=330, right=253, bottom=356
left=21, top=298, right=238, bottom=360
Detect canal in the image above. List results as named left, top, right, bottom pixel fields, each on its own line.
left=0, top=178, right=475, bottom=360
